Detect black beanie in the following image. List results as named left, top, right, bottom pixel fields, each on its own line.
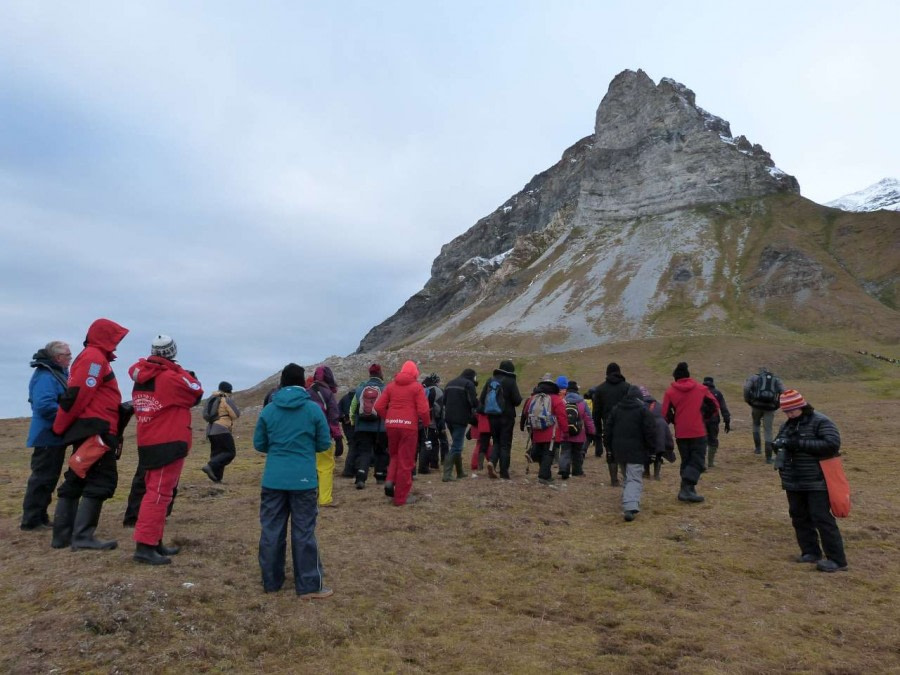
left=606, top=362, right=621, bottom=376
left=673, top=362, right=690, bottom=380
left=280, top=363, right=306, bottom=388
left=218, top=381, right=233, bottom=393
left=703, top=376, right=714, bottom=387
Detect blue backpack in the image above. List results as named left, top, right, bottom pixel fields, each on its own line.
left=483, top=379, right=505, bottom=416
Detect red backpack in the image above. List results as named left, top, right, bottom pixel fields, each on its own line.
left=358, top=385, right=382, bottom=421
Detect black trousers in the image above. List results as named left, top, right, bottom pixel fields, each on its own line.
left=787, top=490, right=847, bottom=566
left=675, top=436, right=707, bottom=486
left=208, top=432, right=237, bottom=480
left=533, top=441, right=554, bottom=480
left=354, top=430, right=388, bottom=483
left=487, top=415, right=515, bottom=477
left=22, top=444, right=67, bottom=527
left=57, top=441, right=118, bottom=501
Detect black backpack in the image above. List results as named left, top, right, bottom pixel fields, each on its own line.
left=565, top=400, right=582, bottom=435
left=751, top=371, right=779, bottom=411
left=203, top=394, right=224, bottom=423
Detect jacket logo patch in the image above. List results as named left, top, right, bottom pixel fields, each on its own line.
left=88, top=363, right=101, bottom=377
left=85, top=376, right=97, bottom=388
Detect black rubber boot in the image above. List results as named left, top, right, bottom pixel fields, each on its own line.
left=765, top=442, right=775, bottom=464
left=653, top=457, right=662, bottom=481
left=384, top=481, right=394, bottom=497
left=454, top=453, right=464, bottom=479
left=71, top=497, right=117, bottom=550
left=157, top=541, right=180, bottom=556
left=51, top=497, right=78, bottom=549
left=753, top=431, right=762, bottom=454
left=442, top=455, right=456, bottom=482
left=707, top=444, right=717, bottom=468
left=134, top=542, right=171, bottom=565
left=678, top=480, right=704, bottom=503
left=607, top=463, right=620, bottom=487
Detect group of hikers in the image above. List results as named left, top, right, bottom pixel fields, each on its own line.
left=21, top=317, right=849, bottom=600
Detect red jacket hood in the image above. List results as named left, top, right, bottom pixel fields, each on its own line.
left=671, top=377, right=699, bottom=392
left=394, top=371, right=418, bottom=386
left=86, top=318, right=128, bottom=356
left=399, top=360, right=419, bottom=379
left=129, top=356, right=177, bottom=384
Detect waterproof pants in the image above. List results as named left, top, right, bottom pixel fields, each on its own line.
left=21, top=444, right=67, bottom=528
left=134, top=457, right=184, bottom=546
left=487, top=415, right=515, bottom=477
left=619, top=462, right=645, bottom=512
left=258, top=487, right=324, bottom=594
left=353, top=430, right=388, bottom=484
left=316, top=443, right=335, bottom=506
left=675, top=436, right=707, bottom=487
left=208, top=432, right=236, bottom=480
left=558, top=441, right=584, bottom=478
left=386, top=427, right=418, bottom=505
left=787, top=490, right=846, bottom=567
left=533, top=441, right=554, bottom=480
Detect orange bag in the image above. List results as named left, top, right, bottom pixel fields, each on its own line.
left=68, top=435, right=109, bottom=479
left=820, top=456, right=851, bottom=518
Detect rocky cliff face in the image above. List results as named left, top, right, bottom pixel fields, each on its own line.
left=357, top=70, right=898, bottom=353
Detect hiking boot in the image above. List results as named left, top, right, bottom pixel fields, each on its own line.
left=623, top=510, right=637, bottom=522
left=384, top=481, right=394, bottom=497
left=157, top=541, right=181, bottom=556
left=299, top=587, right=334, bottom=600
left=486, top=463, right=498, bottom=479
left=355, top=480, right=365, bottom=490
left=816, top=559, right=848, bottom=573
left=201, top=464, right=220, bottom=483
left=134, top=542, right=171, bottom=565
left=499, top=471, right=511, bottom=480
left=677, top=482, right=704, bottom=503
left=796, top=553, right=822, bottom=563
left=70, top=497, right=117, bottom=550
left=21, top=522, right=52, bottom=532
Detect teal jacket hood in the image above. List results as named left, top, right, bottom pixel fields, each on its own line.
left=272, top=385, right=312, bottom=409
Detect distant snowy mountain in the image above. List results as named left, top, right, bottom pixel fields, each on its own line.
left=826, top=178, right=900, bottom=212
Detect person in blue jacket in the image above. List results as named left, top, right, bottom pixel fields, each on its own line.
left=253, top=363, right=333, bottom=599
left=22, top=341, right=72, bottom=530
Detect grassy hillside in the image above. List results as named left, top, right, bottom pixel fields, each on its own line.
left=1, top=339, right=898, bottom=673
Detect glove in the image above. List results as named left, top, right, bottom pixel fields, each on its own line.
left=724, top=420, right=731, bottom=433
left=465, top=428, right=472, bottom=441
left=663, top=448, right=677, bottom=463
left=334, top=437, right=344, bottom=457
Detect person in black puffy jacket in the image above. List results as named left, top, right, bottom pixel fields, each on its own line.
left=773, top=389, right=847, bottom=573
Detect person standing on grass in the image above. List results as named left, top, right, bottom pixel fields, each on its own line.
left=128, top=335, right=203, bottom=565
left=591, top=362, right=630, bottom=486
left=254, top=363, right=333, bottom=598
left=522, top=375, right=568, bottom=486
left=743, top=366, right=785, bottom=463
left=21, top=341, right=72, bottom=531
left=374, top=360, right=431, bottom=506
left=202, top=381, right=240, bottom=483
left=479, top=359, right=523, bottom=480
left=605, top=386, right=657, bottom=522
left=442, top=368, right=479, bottom=482
left=558, top=380, right=595, bottom=480
left=773, top=389, right=848, bottom=573
left=307, top=366, right=342, bottom=508
left=338, top=388, right=357, bottom=478
left=702, top=376, right=731, bottom=468
left=661, top=362, right=720, bottom=504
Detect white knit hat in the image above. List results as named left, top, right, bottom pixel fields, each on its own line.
left=151, top=334, right=177, bottom=360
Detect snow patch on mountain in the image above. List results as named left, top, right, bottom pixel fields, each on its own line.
left=826, top=177, right=900, bottom=212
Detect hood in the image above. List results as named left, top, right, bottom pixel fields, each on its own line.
left=461, top=368, right=477, bottom=382
left=399, top=360, right=419, bottom=379
left=494, top=360, right=517, bottom=378
left=605, top=371, right=626, bottom=385
left=536, top=380, right=560, bottom=395
left=617, top=395, right=645, bottom=410
left=564, top=391, right=584, bottom=403
left=626, top=385, right=643, bottom=399
left=394, top=370, right=418, bottom=386
left=30, top=348, right=58, bottom=369
left=272, top=385, right=312, bottom=409
left=671, top=378, right=699, bottom=392
left=85, top=318, right=129, bottom=356
left=128, top=356, right=176, bottom=384
left=314, top=365, right=338, bottom=391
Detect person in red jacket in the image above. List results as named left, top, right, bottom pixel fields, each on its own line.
left=128, top=335, right=203, bottom=565
left=51, top=318, right=129, bottom=551
left=374, top=360, right=430, bottom=506
left=521, top=376, right=568, bottom=486
left=661, top=361, right=720, bottom=503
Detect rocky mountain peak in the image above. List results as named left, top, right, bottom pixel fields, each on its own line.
left=826, top=177, right=900, bottom=212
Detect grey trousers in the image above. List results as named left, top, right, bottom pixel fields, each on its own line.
left=619, top=463, right=644, bottom=512
left=751, top=408, right=775, bottom=443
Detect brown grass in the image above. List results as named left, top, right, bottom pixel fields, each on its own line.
left=1, top=343, right=899, bottom=674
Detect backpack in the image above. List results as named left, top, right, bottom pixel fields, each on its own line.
left=565, top=400, right=582, bottom=435
left=527, top=393, right=555, bottom=431
left=358, top=384, right=382, bottom=421
left=751, top=371, right=779, bottom=411
left=203, top=394, right=223, bottom=423
left=426, top=385, right=444, bottom=425
left=483, top=379, right=505, bottom=416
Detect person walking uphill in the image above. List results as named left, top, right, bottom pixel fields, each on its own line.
left=253, top=364, right=333, bottom=598
left=773, top=390, right=848, bottom=573
left=350, top=364, right=389, bottom=489
left=308, top=366, right=342, bottom=507
left=374, top=361, right=431, bottom=505
left=479, top=359, right=523, bottom=480
left=605, top=386, right=657, bottom=521
left=128, top=335, right=203, bottom=565
left=743, top=366, right=785, bottom=463
left=523, top=376, right=568, bottom=485
left=442, top=368, right=479, bottom=482
left=661, top=362, right=720, bottom=504
left=21, top=341, right=72, bottom=531
left=51, top=318, right=130, bottom=551
left=702, top=376, right=731, bottom=468
left=559, top=380, right=595, bottom=479
left=202, top=381, right=240, bottom=482
left=591, top=363, right=630, bottom=486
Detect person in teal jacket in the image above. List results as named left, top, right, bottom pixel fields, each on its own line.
left=253, top=363, right=333, bottom=599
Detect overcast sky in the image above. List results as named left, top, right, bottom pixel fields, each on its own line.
left=2, top=1, right=897, bottom=420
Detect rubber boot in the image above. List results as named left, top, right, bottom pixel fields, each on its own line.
left=690, top=483, right=706, bottom=502
left=70, top=497, right=117, bottom=550
left=442, top=455, right=456, bottom=482
left=753, top=431, right=762, bottom=454
left=707, top=445, right=717, bottom=468
left=454, top=453, right=464, bottom=479
left=134, top=542, right=171, bottom=565
left=607, top=463, right=620, bottom=487
left=157, top=541, right=180, bottom=556
left=653, top=456, right=662, bottom=481
left=384, top=481, right=394, bottom=497
left=678, top=480, right=704, bottom=503
left=765, top=442, right=775, bottom=464
left=51, top=496, right=78, bottom=549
